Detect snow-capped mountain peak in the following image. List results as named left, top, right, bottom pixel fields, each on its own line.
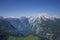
left=35, top=13, right=60, bottom=21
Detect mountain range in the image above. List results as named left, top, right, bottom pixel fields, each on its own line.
left=0, top=14, right=60, bottom=40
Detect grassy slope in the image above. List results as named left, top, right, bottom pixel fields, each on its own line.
left=8, top=34, right=41, bottom=40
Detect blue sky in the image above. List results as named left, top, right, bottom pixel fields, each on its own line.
left=0, top=0, right=60, bottom=17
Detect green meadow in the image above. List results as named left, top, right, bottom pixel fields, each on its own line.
left=8, top=34, right=41, bottom=40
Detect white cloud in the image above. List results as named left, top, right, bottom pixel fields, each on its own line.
left=4, top=13, right=60, bottom=19
left=4, top=16, right=20, bottom=18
